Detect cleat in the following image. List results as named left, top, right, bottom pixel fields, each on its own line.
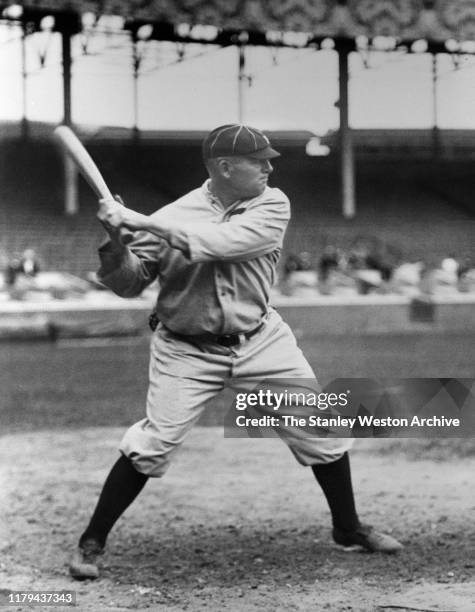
left=69, top=538, right=103, bottom=580
left=333, top=524, right=403, bottom=554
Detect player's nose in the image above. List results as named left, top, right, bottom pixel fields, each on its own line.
left=262, top=160, right=273, bottom=174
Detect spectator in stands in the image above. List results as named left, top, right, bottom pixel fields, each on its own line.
left=297, top=251, right=313, bottom=272
left=347, top=238, right=370, bottom=271
left=392, top=259, right=424, bottom=296
left=418, top=256, right=440, bottom=296
left=282, top=252, right=303, bottom=279
left=5, top=254, right=22, bottom=287
left=457, top=256, right=471, bottom=280
left=346, top=238, right=401, bottom=295
left=457, top=256, right=475, bottom=292
left=19, top=249, right=41, bottom=277
left=2, top=249, right=43, bottom=299
left=441, top=254, right=459, bottom=279
left=318, top=245, right=342, bottom=295
left=366, top=242, right=399, bottom=284
left=318, top=245, right=340, bottom=283
left=419, top=255, right=464, bottom=296
left=433, top=255, right=459, bottom=294
left=347, top=238, right=381, bottom=295
left=281, top=251, right=319, bottom=296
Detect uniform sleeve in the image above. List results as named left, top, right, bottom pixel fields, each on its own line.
left=97, top=230, right=162, bottom=298
left=151, top=191, right=290, bottom=264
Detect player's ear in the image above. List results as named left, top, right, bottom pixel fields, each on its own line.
left=217, top=157, right=233, bottom=178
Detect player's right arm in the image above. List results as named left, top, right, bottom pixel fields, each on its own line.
left=98, top=189, right=290, bottom=264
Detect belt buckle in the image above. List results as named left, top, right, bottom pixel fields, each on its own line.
left=148, top=312, right=159, bottom=332
left=218, top=334, right=239, bottom=347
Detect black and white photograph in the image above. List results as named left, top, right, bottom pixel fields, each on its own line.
left=0, top=1, right=474, bottom=611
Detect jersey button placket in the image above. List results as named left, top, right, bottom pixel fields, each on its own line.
left=215, top=268, right=228, bottom=331
left=216, top=271, right=226, bottom=296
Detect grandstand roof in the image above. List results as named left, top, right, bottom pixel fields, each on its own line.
left=322, top=128, right=475, bottom=158
left=0, top=120, right=316, bottom=148
left=4, top=1, right=475, bottom=42
left=3, top=120, right=475, bottom=159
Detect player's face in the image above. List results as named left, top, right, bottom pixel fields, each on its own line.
left=227, top=156, right=274, bottom=198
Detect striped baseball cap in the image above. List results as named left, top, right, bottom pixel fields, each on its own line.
left=202, top=124, right=280, bottom=160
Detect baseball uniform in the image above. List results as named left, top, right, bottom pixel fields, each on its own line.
left=69, top=125, right=402, bottom=582
left=98, top=179, right=353, bottom=477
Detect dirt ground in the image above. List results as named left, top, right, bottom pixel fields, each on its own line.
left=0, top=428, right=474, bottom=612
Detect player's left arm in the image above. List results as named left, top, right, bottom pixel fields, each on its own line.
left=96, top=196, right=163, bottom=297
left=97, top=230, right=162, bottom=297
left=100, top=190, right=290, bottom=262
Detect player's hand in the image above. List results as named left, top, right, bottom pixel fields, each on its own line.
left=97, top=195, right=124, bottom=246
left=98, top=195, right=145, bottom=233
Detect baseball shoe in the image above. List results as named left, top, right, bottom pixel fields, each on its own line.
left=332, top=524, right=403, bottom=554
left=69, top=538, right=103, bottom=580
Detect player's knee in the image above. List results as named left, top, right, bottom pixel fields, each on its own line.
left=126, top=451, right=171, bottom=478
left=287, top=438, right=354, bottom=466
left=119, top=424, right=179, bottom=477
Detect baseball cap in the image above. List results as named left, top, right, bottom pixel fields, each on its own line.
left=202, top=124, right=280, bottom=160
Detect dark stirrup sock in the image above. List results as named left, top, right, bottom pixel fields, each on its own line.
left=311, top=452, right=360, bottom=533
left=79, top=454, right=149, bottom=549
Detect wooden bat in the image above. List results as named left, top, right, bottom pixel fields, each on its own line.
left=54, top=125, right=114, bottom=201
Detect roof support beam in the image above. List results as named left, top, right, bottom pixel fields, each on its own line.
left=61, top=29, right=78, bottom=215
left=338, top=46, right=356, bottom=219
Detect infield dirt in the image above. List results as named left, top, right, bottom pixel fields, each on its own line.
left=1, top=429, right=474, bottom=612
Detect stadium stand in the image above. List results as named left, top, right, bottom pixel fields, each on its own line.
left=0, top=127, right=473, bottom=279
left=280, top=152, right=475, bottom=264
left=0, top=138, right=171, bottom=277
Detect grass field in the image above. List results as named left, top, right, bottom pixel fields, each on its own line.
left=1, top=331, right=474, bottom=433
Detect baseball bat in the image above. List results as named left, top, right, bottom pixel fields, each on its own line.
left=54, top=125, right=114, bottom=201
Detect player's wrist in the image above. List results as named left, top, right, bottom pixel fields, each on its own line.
left=131, top=211, right=148, bottom=231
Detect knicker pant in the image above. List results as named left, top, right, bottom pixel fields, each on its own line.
left=119, top=309, right=353, bottom=476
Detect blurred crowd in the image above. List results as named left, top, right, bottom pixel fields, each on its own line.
left=280, top=238, right=475, bottom=298
left=0, top=248, right=91, bottom=301
left=2, top=248, right=41, bottom=283
left=0, top=246, right=151, bottom=302
left=1, top=239, right=474, bottom=302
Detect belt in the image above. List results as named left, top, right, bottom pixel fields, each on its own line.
left=165, top=321, right=265, bottom=347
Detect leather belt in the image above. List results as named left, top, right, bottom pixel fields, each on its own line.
left=165, top=321, right=265, bottom=347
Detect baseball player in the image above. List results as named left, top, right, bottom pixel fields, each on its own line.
left=69, top=124, right=402, bottom=580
